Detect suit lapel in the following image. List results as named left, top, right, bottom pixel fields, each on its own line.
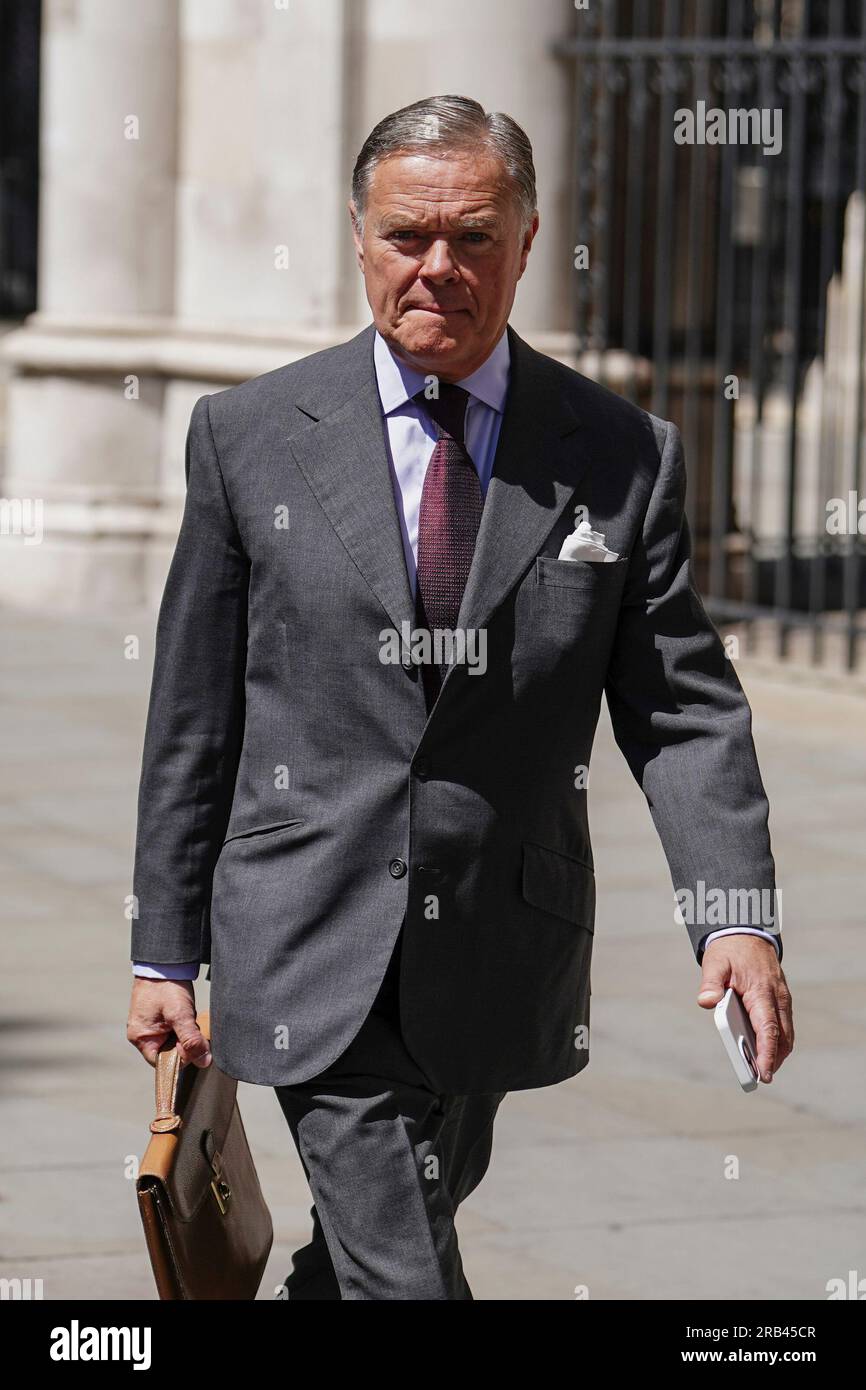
left=452, top=324, right=589, bottom=636
left=287, top=324, right=416, bottom=638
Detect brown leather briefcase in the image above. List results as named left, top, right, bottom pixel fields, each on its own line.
left=136, top=1011, right=273, bottom=1300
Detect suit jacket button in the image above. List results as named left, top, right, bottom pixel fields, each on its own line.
left=414, top=757, right=431, bottom=780
left=389, top=857, right=407, bottom=878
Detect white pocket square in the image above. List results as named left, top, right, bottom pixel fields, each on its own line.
left=557, top=520, right=619, bottom=563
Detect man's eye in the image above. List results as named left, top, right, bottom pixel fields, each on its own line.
left=386, top=230, right=490, bottom=244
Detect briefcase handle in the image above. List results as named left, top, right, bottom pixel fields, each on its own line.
left=148, top=1011, right=211, bottom=1136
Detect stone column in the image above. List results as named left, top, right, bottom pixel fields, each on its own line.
left=0, top=0, right=179, bottom=609
left=161, top=0, right=355, bottom=524
left=0, top=0, right=360, bottom=610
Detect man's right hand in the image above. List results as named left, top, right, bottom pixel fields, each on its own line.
left=127, top=978, right=212, bottom=1068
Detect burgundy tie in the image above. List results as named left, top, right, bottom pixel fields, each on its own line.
left=413, top=383, right=484, bottom=708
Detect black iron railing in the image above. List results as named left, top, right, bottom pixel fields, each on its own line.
left=554, top=0, right=866, bottom=671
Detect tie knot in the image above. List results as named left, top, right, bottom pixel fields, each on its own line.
left=414, top=382, right=469, bottom=445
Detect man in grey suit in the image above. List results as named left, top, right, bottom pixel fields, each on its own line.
left=127, top=95, right=793, bottom=1300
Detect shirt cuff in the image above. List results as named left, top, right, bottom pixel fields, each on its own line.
left=132, top=961, right=200, bottom=981
left=699, top=926, right=782, bottom=963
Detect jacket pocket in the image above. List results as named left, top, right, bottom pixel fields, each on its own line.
left=536, top=554, right=628, bottom=590
left=521, top=840, right=596, bottom=930
left=222, top=818, right=306, bottom=846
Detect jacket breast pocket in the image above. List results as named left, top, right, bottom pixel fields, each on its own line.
left=536, top=554, right=628, bottom=590
left=521, top=840, right=596, bottom=931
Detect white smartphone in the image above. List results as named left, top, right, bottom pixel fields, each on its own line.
left=714, top=987, right=759, bottom=1092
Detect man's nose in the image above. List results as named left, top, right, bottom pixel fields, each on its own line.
left=419, top=237, right=459, bottom=282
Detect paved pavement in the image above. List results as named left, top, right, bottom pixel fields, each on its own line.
left=1, top=605, right=863, bottom=1301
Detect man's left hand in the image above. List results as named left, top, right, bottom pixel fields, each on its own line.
left=697, top=936, right=794, bottom=1083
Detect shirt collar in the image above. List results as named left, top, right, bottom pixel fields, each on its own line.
left=374, top=326, right=510, bottom=416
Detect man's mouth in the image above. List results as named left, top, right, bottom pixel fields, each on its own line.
left=405, top=305, right=468, bottom=315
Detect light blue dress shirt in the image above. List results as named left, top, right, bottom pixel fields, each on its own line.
left=133, top=326, right=779, bottom=977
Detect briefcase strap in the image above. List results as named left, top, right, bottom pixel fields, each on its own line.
left=150, top=1045, right=183, bottom=1134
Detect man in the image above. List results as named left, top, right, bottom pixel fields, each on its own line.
left=127, top=95, right=793, bottom=1300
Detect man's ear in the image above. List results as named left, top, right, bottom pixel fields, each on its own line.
left=349, top=200, right=364, bottom=272
left=517, top=211, right=540, bottom=280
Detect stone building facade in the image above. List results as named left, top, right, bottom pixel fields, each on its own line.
left=0, top=0, right=578, bottom=610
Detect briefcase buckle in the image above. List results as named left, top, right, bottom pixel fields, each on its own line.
left=209, top=1147, right=232, bottom=1215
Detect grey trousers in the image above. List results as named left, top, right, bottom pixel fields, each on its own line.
left=274, top=931, right=506, bottom=1300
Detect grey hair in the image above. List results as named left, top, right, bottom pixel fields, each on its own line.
left=351, top=94, right=537, bottom=236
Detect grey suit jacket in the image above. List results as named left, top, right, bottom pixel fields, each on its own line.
left=131, top=322, right=777, bottom=1092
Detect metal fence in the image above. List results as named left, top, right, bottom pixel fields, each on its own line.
left=554, top=0, right=866, bottom=671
